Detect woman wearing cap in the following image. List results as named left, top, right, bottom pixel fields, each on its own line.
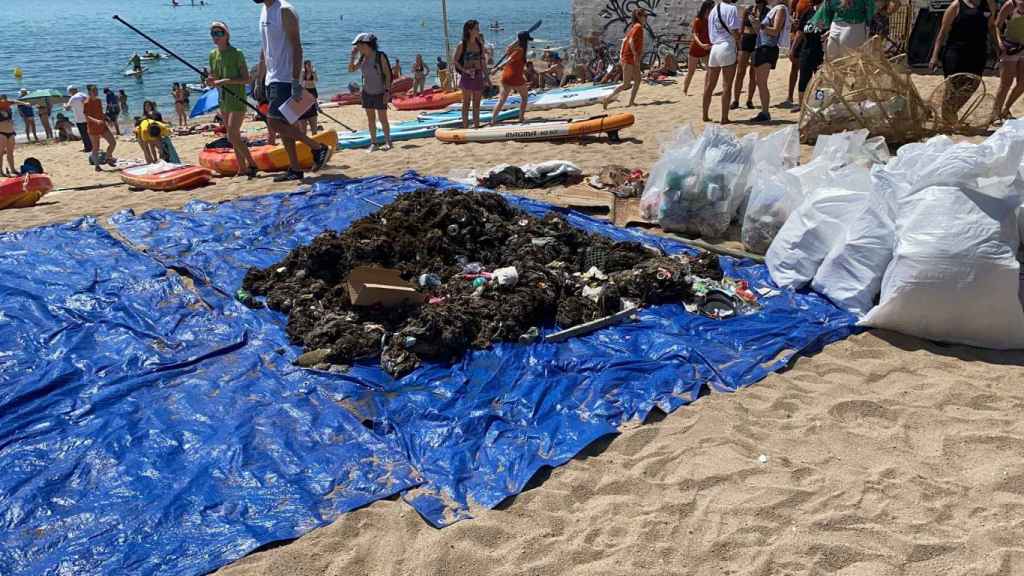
left=490, top=31, right=533, bottom=125
left=208, top=21, right=258, bottom=178
left=703, top=0, right=741, bottom=123
left=603, top=9, right=648, bottom=109
left=454, top=20, right=486, bottom=129
left=349, top=33, right=394, bottom=151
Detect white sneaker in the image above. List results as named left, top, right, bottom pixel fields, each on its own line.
left=367, top=144, right=378, bottom=153
left=380, top=143, right=392, bottom=152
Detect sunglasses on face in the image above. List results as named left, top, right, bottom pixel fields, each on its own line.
left=211, top=30, right=227, bottom=38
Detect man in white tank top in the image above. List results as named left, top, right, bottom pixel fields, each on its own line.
left=256, top=0, right=332, bottom=182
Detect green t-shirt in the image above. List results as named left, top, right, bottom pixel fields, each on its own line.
left=812, top=0, right=876, bottom=26
left=209, top=46, right=249, bottom=113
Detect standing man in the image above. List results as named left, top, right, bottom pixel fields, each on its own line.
left=256, top=0, right=331, bottom=182
left=64, top=85, right=91, bottom=153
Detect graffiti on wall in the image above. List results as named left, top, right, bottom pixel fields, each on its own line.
left=594, top=0, right=689, bottom=66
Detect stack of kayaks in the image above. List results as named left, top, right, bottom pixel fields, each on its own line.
left=338, top=109, right=518, bottom=149
left=0, top=174, right=52, bottom=210
left=393, top=89, right=463, bottom=111
left=120, top=162, right=212, bottom=191
left=200, top=130, right=338, bottom=175
left=435, top=113, right=635, bottom=144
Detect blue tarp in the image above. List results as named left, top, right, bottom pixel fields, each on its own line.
left=112, top=172, right=859, bottom=527
left=0, top=219, right=420, bottom=576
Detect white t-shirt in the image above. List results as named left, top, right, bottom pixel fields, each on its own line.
left=261, top=0, right=297, bottom=85
left=709, top=3, right=741, bottom=45
left=66, top=92, right=88, bottom=123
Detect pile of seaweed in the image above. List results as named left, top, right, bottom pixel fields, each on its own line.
left=243, top=189, right=723, bottom=377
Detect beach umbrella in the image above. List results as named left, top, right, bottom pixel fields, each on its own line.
left=21, top=89, right=67, bottom=105
left=190, top=88, right=219, bottom=118
left=190, top=86, right=254, bottom=118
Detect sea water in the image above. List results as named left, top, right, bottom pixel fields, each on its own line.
left=0, top=0, right=570, bottom=130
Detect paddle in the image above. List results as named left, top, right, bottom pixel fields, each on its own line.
left=112, top=15, right=357, bottom=132
left=489, top=20, right=542, bottom=74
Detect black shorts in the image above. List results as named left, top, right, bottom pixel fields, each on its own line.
left=106, top=107, right=120, bottom=122
left=753, top=46, right=780, bottom=69
left=361, top=91, right=389, bottom=111
left=740, top=33, right=757, bottom=53
left=267, top=82, right=317, bottom=122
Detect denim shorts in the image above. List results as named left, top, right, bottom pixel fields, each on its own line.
left=267, top=82, right=317, bottom=122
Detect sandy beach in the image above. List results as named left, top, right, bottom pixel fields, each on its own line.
left=4, top=62, right=1024, bottom=575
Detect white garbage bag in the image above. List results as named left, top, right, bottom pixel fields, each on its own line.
left=810, top=165, right=898, bottom=317
left=741, top=157, right=834, bottom=254
left=640, top=124, right=698, bottom=220
left=765, top=163, right=873, bottom=289
left=861, top=122, right=1024, bottom=349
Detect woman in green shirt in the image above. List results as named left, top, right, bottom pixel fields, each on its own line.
left=207, top=21, right=258, bottom=178
left=811, top=0, right=875, bottom=60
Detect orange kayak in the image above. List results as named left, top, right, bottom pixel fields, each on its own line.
left=435, top=113, right=635, bottom=144
left=120, top=163, right=213, bottom=191
left=198, top=130, right=338, bottom=176
left=393, top=89, right=463, bottom=111
left=0, top=174, right=52, bottom=210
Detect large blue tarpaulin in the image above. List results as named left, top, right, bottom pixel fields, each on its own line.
left=111, top=173, right=859, bottom=527
left=0, top=219, right=420, bottom=576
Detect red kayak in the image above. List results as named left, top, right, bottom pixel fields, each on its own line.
left=393, top=89, right=463, bottom=111
left=0, top=174, right=52, bottom=210
left=331, top=77, right=416, bottom=105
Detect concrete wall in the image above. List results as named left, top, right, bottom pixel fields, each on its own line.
left=571, top=0, right=704, bottom=64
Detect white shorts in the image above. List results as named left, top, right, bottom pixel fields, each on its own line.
left=826, top=21, right=868, bottom=61
left=708, top=42, right=738, bottom=68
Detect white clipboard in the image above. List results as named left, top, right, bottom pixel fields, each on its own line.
left=280, top=90, right=316, bottom=125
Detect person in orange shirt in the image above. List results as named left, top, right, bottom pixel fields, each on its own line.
left=84, top=85, right=117, bottom=172
left=782, top=0, right=815, bottom=107
left=684, top=0, right=716, bottom=95
left=490, top=31, right=533, bottom=125
left=603, top=9, right=648, bottom=109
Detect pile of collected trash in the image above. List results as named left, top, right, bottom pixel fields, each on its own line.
left=587, top=165, right=647, bottom=198
left=451, top=161, right=584, bottom=190
left=640, top=124, right=800, bottom=239
left=243, top=189, right=759, bottom=377
left=768, top=120, right=1024, bottom=350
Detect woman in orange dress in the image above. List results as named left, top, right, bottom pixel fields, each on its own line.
left=603, top=9, right=648, bottom=109
left=684, top=1, right=716, bottom=95
left=490, top=31, right=533, bottom=125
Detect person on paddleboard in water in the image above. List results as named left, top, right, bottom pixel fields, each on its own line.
left=130, top=52, right=143, bottom=73
left=254, top=0, right=332, bottom=182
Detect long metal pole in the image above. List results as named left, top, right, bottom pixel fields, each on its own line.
left=442, top=0, right=453, bottom=69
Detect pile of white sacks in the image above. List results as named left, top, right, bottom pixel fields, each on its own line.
left=767, top=121, right=1024, bottom=350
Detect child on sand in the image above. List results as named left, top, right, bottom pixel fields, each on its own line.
left=490, top=31, right=533, bottom=126
left=349, top=33, right=393, bottom=152
left=84, top=85, right=117, bottom=171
